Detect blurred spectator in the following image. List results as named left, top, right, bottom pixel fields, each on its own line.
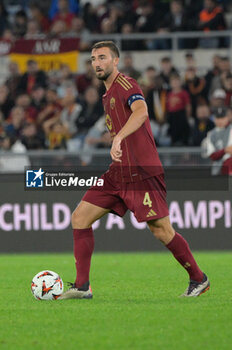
left=57, top=79, right=76, bottom=100
left=21, top=122, right=45, bottom=150
left=110, top=2, right=135, bottom=33
left=0, top=112, right=4, bottom=137
left=18, top=59, right=48, bottom=95
left=75, top=59, right=94, bottom=96
left=29, top=4, right=51, bottom=33
left=184, top=67, right=207, bottom=119
left=210, top=88, right=226, bottom=111
left=198, top=0, right=227, bottom=48
left=191, top=104, right=215, bottom=146
left=24, top=19, right=43, bottom=39
left=120, top=54, right=141, bottom=80
left=121, top=23, right=145, bottom=51
left=1, top=28, right=15, bottom=41
left=201, top=106, right=232, bottom=175
left=204, top=54, right=221, bottom=96
left=0, top=135, right=30, bottom=172
left=146, top=75, right=170, bottom=146
left=228, top=107, right=232, bottom=123
left=144, top=66, right=157, bottom=89
left=5, top=106, right=25, bottom=138
left=4, top=62, right=21, bottom=100
left=60, top=84, right=82, bottom=140
left=75, top=86, right=103, bottom=146
left=220, top=73, right=232, bottom=107
left=100, top=17, right=115, bottom=34
left=135, top=1, right=161, bottom=33
left=37, top=87, right=63, bottom=126
left=12, top=10, right=27, bottom=38
left=49, top=19, right=67, bottom=37
left=185, top=0, right=203, bottom=21
left=31, top=85, right=47, bottom=114
left=81, top=116, right=111, bottom=166
left=223, top=73, right=232, bottom=107
left=91, top=75, right=105, bottom=99
left=58, top=64, right=75, bottom=84
left=210, top=56, right=231, bottom=94
left=158, top=57, right=178, bottom=90
left=15, top=94, right=37, bottom=123
left=0, top=3, right=9, bottom=36
left=82, top=2, right=99, bottom=32
left=185, top=52, right=196, bottom=70
left=49, top=0, right=79, bottom=20
left=159, top=0, right=190, bottom=49
left=0, top=85, right=14, bottom=120
left=52, top=0, right=76, bottom=29
left=43, top=119, right=69, bottom=149
left=68, top=17, right=91, bottom=50
left=134, top=1, right=165, bottom=50
left=140, top=66, right=157, bottom=97
left=166, top=74, right=191, bottom=145
left=217, top=55, right=231, bottom=75
left=47, top=70, right=60, bottom=87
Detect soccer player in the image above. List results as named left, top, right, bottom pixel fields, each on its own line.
left=59, top=41, right=210, bottom=299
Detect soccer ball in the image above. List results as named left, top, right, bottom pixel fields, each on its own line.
left=31, top=270, right=63, bottom=300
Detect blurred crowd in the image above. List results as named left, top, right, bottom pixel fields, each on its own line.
left=0, top=0, right=232, bottom=50
left=0, top=0, right=232, bottom=173
left=0, top=51, right=232, bottom=164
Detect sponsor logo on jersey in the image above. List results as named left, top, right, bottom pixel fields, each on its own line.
left=146, top=209, right=157, bottom=218
left=105, top=114, right=112, bottom=131
left=110, top=97, right=115, bottom=109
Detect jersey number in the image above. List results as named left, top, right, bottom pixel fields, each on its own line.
left=143, top=192, right=152, bottom=208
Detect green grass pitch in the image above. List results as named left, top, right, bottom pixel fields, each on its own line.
left=1, top=251, right=232, bottom=350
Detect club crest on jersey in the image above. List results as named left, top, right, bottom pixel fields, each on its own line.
left=110, top=97, right=115, bottom=109
left=105, top=114, right=112, bottom=131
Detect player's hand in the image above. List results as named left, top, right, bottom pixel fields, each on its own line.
left=110, top=135, right=122, bottom=162
left=225, top=145, right=232, bottom=155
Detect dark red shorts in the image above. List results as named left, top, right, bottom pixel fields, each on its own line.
left=82, top=171, right=169, bottom=223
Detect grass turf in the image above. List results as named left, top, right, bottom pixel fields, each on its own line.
left=0, top=251, right=231, bottom=350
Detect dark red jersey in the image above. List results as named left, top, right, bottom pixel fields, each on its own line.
left=166, top=90, right=190, bottom=113
left=102, top=72, right=163, bottom=182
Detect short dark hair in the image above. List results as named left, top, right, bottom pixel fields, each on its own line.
left=91, top=41, right=120, bottom=58
left=161, top=56, right=171, bottom=63
left=220, top=56, right=229, bottom=61
left=146, top=66, right=156, bottom=71
left=170, top=73, right=180, bottom=80
left=27, top=59, right=37, bottom=65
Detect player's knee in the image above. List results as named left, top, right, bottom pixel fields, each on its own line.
left=152, top=227, right=171, bottom=243
left=148, top=217, right=175, bottom=244
left=71, top=210, right=90, bottom=229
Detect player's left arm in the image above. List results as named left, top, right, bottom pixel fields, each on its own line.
left=110, top=99, right=148, bottom=162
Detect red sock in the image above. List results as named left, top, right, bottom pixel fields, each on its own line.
left=166, top=232, right=203, bottom=282
left=73, top=228, right=94, bottom=288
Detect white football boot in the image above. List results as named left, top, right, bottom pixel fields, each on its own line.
left=58, top=281, right=93, bottom=300
left=181, top=273, right=210, bottom=297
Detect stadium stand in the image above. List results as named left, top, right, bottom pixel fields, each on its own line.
left=0, top=0, right=232, bottom=172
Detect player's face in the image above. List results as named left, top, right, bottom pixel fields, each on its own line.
left=91, top=47, right=118, bottom=81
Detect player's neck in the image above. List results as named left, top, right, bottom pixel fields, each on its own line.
left=104, top=70, right=119, bottom=91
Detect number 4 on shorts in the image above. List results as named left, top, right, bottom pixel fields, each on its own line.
left=143, top=192, right=152, bottom=208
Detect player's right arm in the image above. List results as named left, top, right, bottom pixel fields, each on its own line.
left=110, top=99, right=148, bottom=162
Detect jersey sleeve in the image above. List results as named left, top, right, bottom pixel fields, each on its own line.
left=116, top=75, right=145, bottom=109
